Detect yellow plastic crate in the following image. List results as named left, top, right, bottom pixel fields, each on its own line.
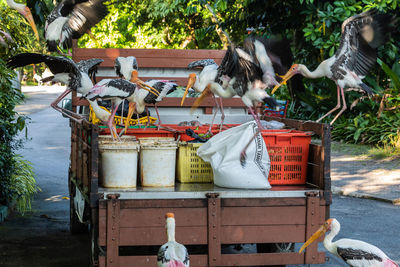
left=177, top=142, right=213, bottom=183
left=89, top=105, right=157, bottom=126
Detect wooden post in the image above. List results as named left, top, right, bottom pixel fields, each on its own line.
left=207, top=193, right=221, bottom=266
left=106, top=194, right=120, bottom=267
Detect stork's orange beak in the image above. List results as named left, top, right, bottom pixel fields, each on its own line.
left=271, top=64, right=299, bottom=95
left=191, top=84, right=212, bottom=113
left=23, top=6, right=39, bottom=41
left=130, top=70, right=160, bottom=97
left=298, top=219, right=331, bottom=253
left=181, top=73, right=196, bottom=106
left=124, top=102, right=136, bottom=134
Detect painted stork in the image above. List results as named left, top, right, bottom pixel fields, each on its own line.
left=84, top=70, right=159, bottom=139
left=299, top=218, right=399, bottom=267
left=45, top=0, right=108, bottom=52
left=157, top=213, right=189, bottom=267
left=272, top=9, right=397, bottom=125
left=114, top=56, right=139, bottom=81
left=131, top=79, right=177, bottom=130
left=181, top=59, right=228, bottom=133
left=6, top=0, right=39, bottom=40
left=6, top=52, right=103, bottom=120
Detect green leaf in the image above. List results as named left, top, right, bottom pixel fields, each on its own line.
left=377, top=58, right=400, bottom=91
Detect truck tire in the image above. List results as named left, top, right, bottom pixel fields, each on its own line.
left=256, top=242, right=295, bottom=267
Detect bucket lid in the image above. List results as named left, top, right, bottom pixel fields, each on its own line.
left=140, top=138, right=177, bottom=149
left=99, top=135, right=139, bottom=150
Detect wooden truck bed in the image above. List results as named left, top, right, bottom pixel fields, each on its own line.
left=68, top=46, right=331, bottom=266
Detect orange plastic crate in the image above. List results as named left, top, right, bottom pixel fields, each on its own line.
left=262, top=129, right=312, bottom=185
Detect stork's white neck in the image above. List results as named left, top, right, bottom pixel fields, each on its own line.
left=166, top=218, right=176, bottom=242
left=299, top=59, right=331, bottom=79
left=209, top=82, right=236, bottom=98
left=6, top=0, right=24, bottom=11
left=323, top=220, right=340, bottom=256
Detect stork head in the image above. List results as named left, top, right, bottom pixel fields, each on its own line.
left=130, top=70, right=160, bottom=98
left=298, top=218, right=336, bottom=254
left=181, top=73, right=197, bottom=106
left=270, top=64, right=300, bottom=95
left=19, top=5, right=39, bottom=41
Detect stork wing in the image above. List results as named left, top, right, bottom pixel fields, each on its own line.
left=337, top=247, right=386, bottom=263
left=335, top=9, right=396, bottom=77
left=85, top=79, right=136, bottom=101
left=188, top=59, right=217, bottom=69
left=6, top=53, right=79, bottom=76
left=60, top=0, right=109, bottom=49
left=77, top=58, right=103, bottom=83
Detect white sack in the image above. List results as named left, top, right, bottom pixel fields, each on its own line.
left=197, top=121, right=271, bottom=189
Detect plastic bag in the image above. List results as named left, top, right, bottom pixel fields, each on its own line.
left=260, top=120, right=285, bottom=129
left=197, top=121, right=271, bottom=189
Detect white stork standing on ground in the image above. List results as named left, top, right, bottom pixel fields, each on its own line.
left=272, top=9, right=398, bottom=125
left=84, top=70, right=160, bottom=139
left=6, top=52, right=103, bottom=120
left=6, top=0, right=39, bottom=40
left=45, top=0, right=109, bottom=52
left=157, top=213, right=189, bottom=267
left=299, top=218, right=399, bottom=267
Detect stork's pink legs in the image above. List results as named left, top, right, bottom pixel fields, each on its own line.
left=105, top=103, right=120, bottom=140
left=218, top=97, right=225, bottom=132
left=316, top=84, right=343, bottom=125
left=329, top=86, right=347, bottom=125
left=50, top=88, right=83, bottom=122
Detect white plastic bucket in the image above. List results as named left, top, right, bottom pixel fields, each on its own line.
left=139, top=139, right=178, bottom=187
left=99, top=135, right=139, bottom=188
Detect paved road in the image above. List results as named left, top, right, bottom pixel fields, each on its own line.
left=0, top=88, right=398, bottom=266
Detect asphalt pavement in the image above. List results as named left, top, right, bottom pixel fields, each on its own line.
left=0, top=85, right=398, bottom=266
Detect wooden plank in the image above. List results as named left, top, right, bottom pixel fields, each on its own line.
left=207, top=194, right=221, bottom=266
left=307, top=144, right=322, bottom=187
left=119, top=208, right=207, bottom=227
left=72, top=96, right=246, bottom=108
left=73, top=48, right=226, bottom=68
left=221, top=206, right=306, bottom=225
left=119, top=226, right=207, bottom=246
left=219, top=252, right=325, bottom=266
left=98, top=206, right=107, bottom=246
left=119, top=199, right=207, bottom=209
left=304, top=195, right=324, bottom=264
left=119, top=255, right=208, bottom=267
left=106, top=196, right=120, bottom=267
left=221, top=197, right=306, bottom=207
left=221, top=225, right=306, bottom=244
left=98, top=256, right=105, bottom=267
left=95, top=76, right=190, bottom=86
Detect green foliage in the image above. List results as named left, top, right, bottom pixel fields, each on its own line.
left=10, top=155, right=40, bottom=214
left=0, top=3, right=40, bottom=209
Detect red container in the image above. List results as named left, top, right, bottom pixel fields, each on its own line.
left=100, top=126, right=176, bottom=139
left=165, top=124, right=233, bottom=142
left=262, top=129, right=312, bottom=185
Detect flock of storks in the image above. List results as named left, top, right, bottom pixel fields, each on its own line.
left=4, top=0, right=400, bottom=266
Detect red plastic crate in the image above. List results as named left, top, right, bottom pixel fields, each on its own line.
left=166, top=124, right=239, bottom=142
left=100, top=126, right=176, bottom=139
left=262, top=129, right=312, bottom=185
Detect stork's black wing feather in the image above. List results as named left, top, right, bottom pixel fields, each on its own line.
left=333, top=9, right=397, bottom=77
left=77, top=58, right=103, bottom=83
left=114, top=59, right=122, bottom=78
left=6, top=53, right=78, bottom=76
left=188, top=59, right=217, bottom=69
left=337, top=247, right=383, bottom=262
left=60, top=0, right=109, bottom=49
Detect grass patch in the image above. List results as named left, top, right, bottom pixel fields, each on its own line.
left=331, top=141, right=371, bottom=156
left=368, top=145, right=400, bottom=160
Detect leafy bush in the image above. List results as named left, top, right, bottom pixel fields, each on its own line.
left=0, top=3, right=40, bottom=211
left=10, top=155, right=40, bottom=214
